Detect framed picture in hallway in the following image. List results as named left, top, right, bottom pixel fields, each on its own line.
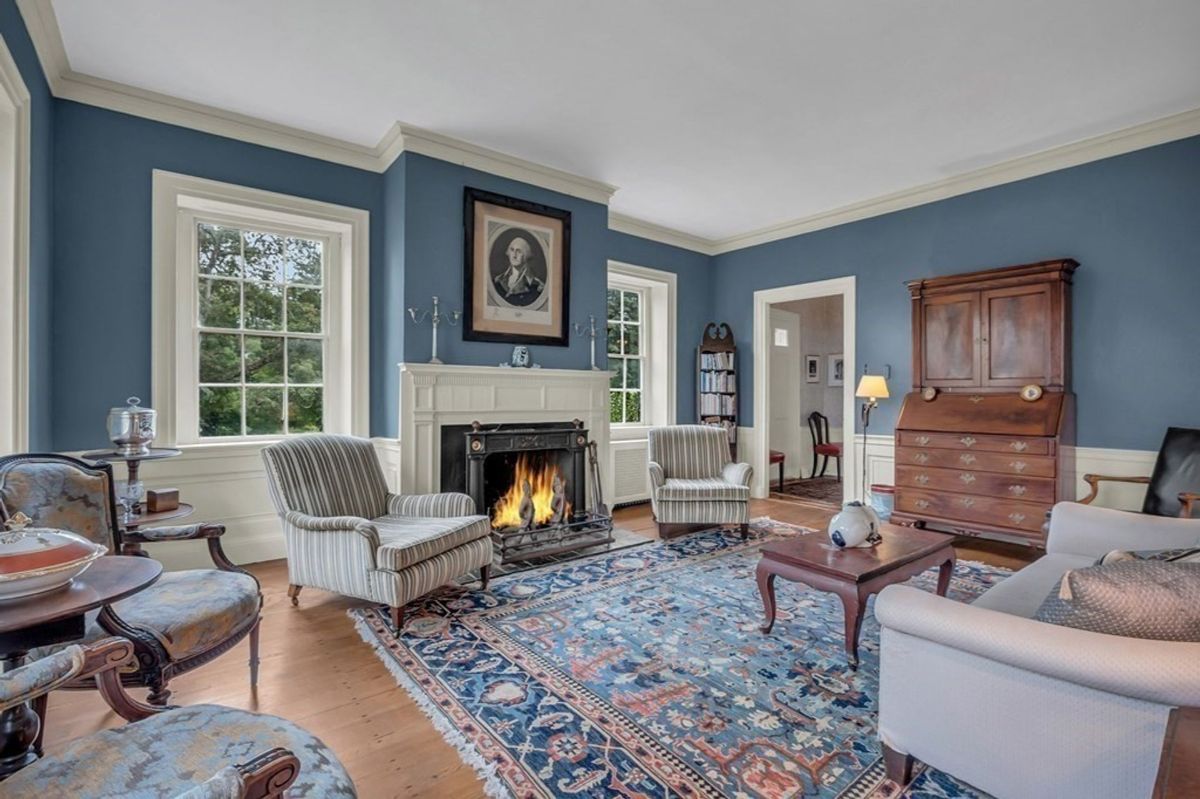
left=463, top=187, right=571, bottom=345
left=805, top=354, right=820, bottom=383
left=828, top=354, right=844, bottom=386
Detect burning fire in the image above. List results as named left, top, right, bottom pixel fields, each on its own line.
left=491, top=453, right=571, bottom=530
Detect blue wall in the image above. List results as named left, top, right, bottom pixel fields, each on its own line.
left=711, top=135, right=1200, bottom=451
left=1, top=1, right=55, bottom=449
left=50, top=100, right=384, bottom=450
left=371, top=152, right=712, bottom=436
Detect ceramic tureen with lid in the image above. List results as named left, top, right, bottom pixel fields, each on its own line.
left=0, top=512, right=107, bottom=600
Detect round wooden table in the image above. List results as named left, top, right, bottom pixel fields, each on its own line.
left=0, top=556, right=162, bottom=777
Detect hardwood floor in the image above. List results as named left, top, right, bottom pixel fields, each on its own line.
left=42, top=499, right=1037, bottom=798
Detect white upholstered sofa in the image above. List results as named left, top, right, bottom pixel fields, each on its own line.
left=876, top=502, right=1200, bottom=799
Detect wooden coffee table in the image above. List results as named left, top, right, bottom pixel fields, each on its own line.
left=756, top=523, right=955, bottom=666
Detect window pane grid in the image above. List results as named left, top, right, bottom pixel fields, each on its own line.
left=607, top=287, right=644, bottom=424
left=196, top=221, right=326, bottom=438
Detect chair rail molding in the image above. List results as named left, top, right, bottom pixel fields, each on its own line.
left=0, top=34, right=31, bottom=454
left=398, top=362, right=611, bottom=499
left=752, top=276, right=856, bottom=503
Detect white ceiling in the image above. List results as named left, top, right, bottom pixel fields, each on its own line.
left=53, top=0, right=1200, bottom=240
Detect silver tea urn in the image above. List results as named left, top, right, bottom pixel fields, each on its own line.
left=107, top=396, right=157, bottom=456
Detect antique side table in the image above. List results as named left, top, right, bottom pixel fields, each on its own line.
left=756, top=523, right=956, bottom=666
left=0, top=556, right=162, bottom=778
left=1154, top=707, right=1200, bottom=798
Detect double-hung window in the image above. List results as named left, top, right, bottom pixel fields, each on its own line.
left=153, top=172, right=368, bottom=447
left=607, top=286, right=644, bottom=424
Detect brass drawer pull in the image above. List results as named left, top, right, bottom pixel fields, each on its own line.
left=914, top=474, right=930, bottom=485
left=960, top=436, right=977, bottom=447
left=915, top=499, right=931, bottom=509
left=1008, top=512, right=1026, bottom=524
left=914, top=435, right=931, bottom=445
left=959, top=497, right=975, bottom=508
left=1010, top=461, right=1027, bottom=473
left=913, top=452, right=930, bottom=464
left=1010, top=441, right=1028, bottom=452
left=959, top=473, right=976, bottom=484
left=959, top=453, right=977, bottom=464
left=1009, top=485, right=1027, bottom=496
left=968, top=395, right=984, bottom=404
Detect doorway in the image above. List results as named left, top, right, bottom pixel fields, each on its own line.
left=752, top=277, right=855, bottom=503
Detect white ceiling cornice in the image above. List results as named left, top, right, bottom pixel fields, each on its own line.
left=16, top=0, right=1200, bottom=257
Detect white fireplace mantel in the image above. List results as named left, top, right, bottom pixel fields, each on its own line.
left=397, top=362, right=611, bottom=497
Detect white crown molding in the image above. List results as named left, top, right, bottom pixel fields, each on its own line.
left=16, top=0, right=1200, bottom=256
left=706, top=106, right=1200, bottom=255
left=608, top=213, right=717, bottom=255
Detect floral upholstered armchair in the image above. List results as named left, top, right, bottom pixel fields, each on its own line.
left=0, top=454, right=262, bottom=705
left=0, top=637, right=356, bottom=797
left=647, top=425, right=752, bottom=538
left=262, top=434, right=493, bottom=630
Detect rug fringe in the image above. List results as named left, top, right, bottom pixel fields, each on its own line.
left=349, top=611, right=513, bottom=799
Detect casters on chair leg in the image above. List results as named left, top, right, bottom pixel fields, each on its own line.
left=287, top=584, right=302, bottom=607
left=389, top=606, right=405, bottom=632
left=479, top=564, right=491, bottom=590
left=882, top=743, right=915, bottom=786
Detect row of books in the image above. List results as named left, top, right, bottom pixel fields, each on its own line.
left=702, top=418, right=737, bottom=443
left=699, top=392, right=737, bottom=416
left=699, top=352, right=735, bottom=371
left=699, top=370, right=736, bottom=392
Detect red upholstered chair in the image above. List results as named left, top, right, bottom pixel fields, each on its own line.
left=807, top=411, right=842, bottom=481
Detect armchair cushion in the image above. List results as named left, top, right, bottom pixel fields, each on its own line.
left=374, top=514, right=491, bottom=572
left=0, top=645, right=85, bottom=713
left=657, top=478, right=750, bottom=502
left=387, top=492, right=475, bottom=517
left=0, top=458, right=116, bottom=549
left=647, top=425, right=731, bottom=479
left=3, top=704, right=355, bottom=798
left=131, top=523, right=223, bottom=542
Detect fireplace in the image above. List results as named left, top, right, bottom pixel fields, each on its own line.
left=460, top=419, right=613, bottom=563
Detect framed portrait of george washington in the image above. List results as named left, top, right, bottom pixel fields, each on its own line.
left=463, top=187, right=571, bottom=345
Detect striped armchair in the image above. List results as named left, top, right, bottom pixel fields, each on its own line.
left=647, top=425, right=752, bottom=539
left=261, top=435, right=493, bottom=629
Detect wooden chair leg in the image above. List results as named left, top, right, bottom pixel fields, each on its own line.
left=389, top=606, right=405, bottom=631
left=479, top=564, right=491, bottom=590
left=819, top=455, right=829, bottom=477
left=147, top=673, right=172, bottom=706
left=810, top=452, right=817, bottom=479
left=836, top=456, right=841, bottom=481
left=287, top=584, right=302, bottom=607
left=739, top=523, right=749, bottom=540
left=248, top=618, right=261, bottom=688
left=882, top=743, right=915, bottom=785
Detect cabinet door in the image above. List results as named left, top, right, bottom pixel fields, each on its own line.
left=920, top=292, right=981, bottom=387
left=981, top=284, right=1051, bottom=387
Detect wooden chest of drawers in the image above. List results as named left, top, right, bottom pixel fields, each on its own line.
left=892, top=392, right=1073, bottom=547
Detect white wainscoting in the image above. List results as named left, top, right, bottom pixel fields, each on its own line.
left=849, top=434, right=1157, bottom=511
left=68, top=437, right=401, bottom=572
left=745, top=428, right=1157, bottom=511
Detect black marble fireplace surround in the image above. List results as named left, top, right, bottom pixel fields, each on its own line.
left=440, top=420, right=613, bottom=563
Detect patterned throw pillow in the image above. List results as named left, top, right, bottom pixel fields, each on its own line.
left=1034, top=561, right=1200, bottom=642
left=1096, top=547, right=1200, bottom=565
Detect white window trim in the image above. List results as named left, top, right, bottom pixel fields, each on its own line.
left=0, top=38, right=30, bottom=454
left=152, top=171, right=369, bottom=450
left=607, top=260, right=676, bottom=442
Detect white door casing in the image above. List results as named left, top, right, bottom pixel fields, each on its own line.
left=767, top=307, right=802, bottom=484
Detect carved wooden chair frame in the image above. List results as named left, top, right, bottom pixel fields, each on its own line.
left=0, top=453, right=262, bottom=711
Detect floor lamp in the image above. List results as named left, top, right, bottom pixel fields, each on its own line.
left=854, top=374, right=890, bottom=503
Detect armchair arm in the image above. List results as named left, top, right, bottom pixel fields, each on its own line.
left=1079, top=473, right=1150, bottom=505
left=876, top=585, right=1200, bottom=707
left=647, top=461, right=665, bottom=491
left=284, top=510, right=378, bottom=537
left=1180, top=492, right=1199, bottom=518
left=721, top=461, right=753, bottom=487
left=1046, top=501, right=1200, bottom=557
left=124, top=522, right=224, bottom=543
left=173, top=750, right=301, bottom=799
left=0, top=645, right=87, bottom=713
left=386, top=492, right=476, bottom=517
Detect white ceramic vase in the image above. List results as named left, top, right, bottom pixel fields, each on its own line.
left=828, top=501, right=883, bottom=548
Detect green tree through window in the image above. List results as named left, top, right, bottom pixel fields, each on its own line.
left=197, top=222, right=326, bottom=437
left=607, top=287, right=643, bottom=424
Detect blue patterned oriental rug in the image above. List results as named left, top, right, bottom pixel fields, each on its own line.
left=351, top=518, right=1008, bottom=798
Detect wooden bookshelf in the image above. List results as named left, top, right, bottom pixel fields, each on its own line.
left=697, top=322, right=738, bottom=459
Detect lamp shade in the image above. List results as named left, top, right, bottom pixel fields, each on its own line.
left=855, top=374, right=889, bottom=400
